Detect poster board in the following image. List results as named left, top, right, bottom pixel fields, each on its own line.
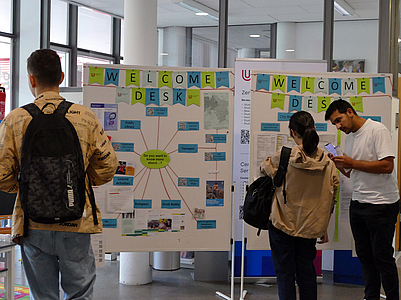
left=248, top=70, right=393, bottom=250
left=233, top=59, right=327, bottom=241
left=83, top=64, right=234, bottom=252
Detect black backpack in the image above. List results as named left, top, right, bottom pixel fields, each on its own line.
left=18, top=100, right=98, bottom=231
left=243, top=146, right=291, bottom=236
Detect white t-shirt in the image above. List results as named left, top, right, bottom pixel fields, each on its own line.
left=344, top=119, right=399, bottom=204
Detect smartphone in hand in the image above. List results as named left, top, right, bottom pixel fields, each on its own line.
left=325, top=142, right=343, bottom=156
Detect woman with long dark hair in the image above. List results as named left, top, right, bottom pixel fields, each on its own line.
left=260, top=111, right=339, bottom=300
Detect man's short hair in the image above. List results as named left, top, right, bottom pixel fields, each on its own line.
left=325, top=99, right=357, bottom=120
left=27, top=49, right=62, bottom=87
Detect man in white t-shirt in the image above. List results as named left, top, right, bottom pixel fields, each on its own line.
left=325, top=100, right=399, bottom=300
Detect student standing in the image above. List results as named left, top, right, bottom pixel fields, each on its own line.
left=0, top=49, right=118, bottom=300
left=325, top=99, right=399, bottom=300
left=260, top=111, right=339, bottom=300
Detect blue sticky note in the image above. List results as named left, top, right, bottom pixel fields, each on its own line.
left=146, top=107, right=168, bottom=117
left=197, top=220, right=217, bottom=229
left=362, top=116, right=381, bottom=122
left=113, top=177, right=134, bottom=186
left=173, top=89, right=186, bottom=105
left=188, top=72, right=201, bottom=88
left=261, top=123, right=280, bottom=132
left=277, top=113, right=294, bottom=121
left=315, top=123, right=328, bottom=131
left=161, top=200, right=181, bottom=209
left=178, top=144, right=198, bottom=153
left=178, top=177, right=200, bottom=187
left=329, top=78, right=342, bottom=95
left=104, top=68, right=119, bottom=86
left=216, top=71, right=230, bottom=88
left=112, top=142, right=134, bottom=152
left=205, top=134, right=227, bottom=143
left=205, top=152, right=226, bottom=161
left=178, top=121, right=199, bottom=131
left=121, top=120, right=141, bottom=129
left=372, top=77, right=385, bottom=94
left=287, top=76, right=301, bottom=92
left=145, top=88, right=160, bottom=106
left=206, top=198, right=224, bottom=207
left=289, top=95, right=302, bottom=111
left=102, top=219, right=117, bottom=228
left=256, top=74, right=270, bottom=91
left=134, top=199, right=152, bottom=209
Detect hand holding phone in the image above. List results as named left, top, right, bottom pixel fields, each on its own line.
left=325, top=142, right=343, bottom=156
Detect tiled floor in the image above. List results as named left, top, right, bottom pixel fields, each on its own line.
left=13, top=245, right=367, bottom=300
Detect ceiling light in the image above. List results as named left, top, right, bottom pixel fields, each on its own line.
left=160, top=53, right=168, bottom=56
left=196, top=12, right=209, bottom=16
left=334, top=0, right=354, bottom=16
left=286, top=49, right=295, bottom=52
left=250, top=34, right=260, bottom=38
left=172, top=0, right=219, bottom=21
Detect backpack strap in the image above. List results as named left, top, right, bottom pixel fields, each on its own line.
left=54, top=100, right=73, bottom=116
left=86, top=175, right=99, bottom=226
left=273, top=146, right=291, bottom=203
left=21, top=103, right=42, bottom=118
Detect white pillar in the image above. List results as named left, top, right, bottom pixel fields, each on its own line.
left=19, top=0, right=41, bottom=106
left=119, top=0, right=157, bottom=285
left=159, top=26, right=187, bottom=67
left=276, top=22, right=296, bottom=59
left=123, top=0, right=157, bottom=65
left=238, top=48, right=256, bottom=58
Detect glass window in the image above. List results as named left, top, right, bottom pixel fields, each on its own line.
left=0, top=0, right=12, bottom=34
left=192, top=27, right=218, bottom=68
left=77, top=55, right=111, bottom=87
left=0, top=36, right=11, bottom=115
left=78, top=7, right=112, bottom=54
left=121, top=19, right=124, bottom=58
left=51, top=0, right=68, bottom=45
left=53, top=49, right=70, bottom=87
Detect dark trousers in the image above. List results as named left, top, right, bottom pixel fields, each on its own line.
left=350, top=200, right=400, bottom=300
left=268, top=224, right=317, bottom=300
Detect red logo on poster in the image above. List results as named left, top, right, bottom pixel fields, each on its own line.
left=0, top=86, right=6, bottom=121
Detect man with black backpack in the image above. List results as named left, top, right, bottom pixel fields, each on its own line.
left=0, top=49, right=118, bottom=299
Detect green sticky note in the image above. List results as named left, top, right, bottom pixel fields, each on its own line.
left=272, top=75, right=286, bottom=92
left=159, top=71, right=173, bottom=88
left=88, top=67, right=104, bottom=85
left=301, top=77, right=315, bottom=93
left=357, top=78, right=370, bottom=94
left=202, top=71, right=215, bottom=88
left=350, top=96, right=363, bottom=112
left=187, top=89, right=201, bottom=106
left=318, top=96, right=331, bottom=113
left=271, top=93, right=285, bottom=110
left=126, top=69, right=140, bottom=87
left=131, top=88, right=146, bottom=105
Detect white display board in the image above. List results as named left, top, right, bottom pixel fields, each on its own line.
left=83, top=64, right=234, bottom=252
left=233, top=59, right=327, bottom=241
left=247, top=70, right=393, bottom=250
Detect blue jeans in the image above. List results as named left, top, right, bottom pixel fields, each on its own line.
left=350, top=200, right=399, bottom=300
left=20, top=230, right=96, bottom=300
left=268, top=224, right=317, bottom=300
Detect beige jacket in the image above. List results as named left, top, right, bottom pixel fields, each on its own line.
left=0, top=91, right=118, bottom=243
left=260, top=145, right=339, bottom=239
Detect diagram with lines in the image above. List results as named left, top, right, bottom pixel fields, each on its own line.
left=84, top=64, right=234, bottom=252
